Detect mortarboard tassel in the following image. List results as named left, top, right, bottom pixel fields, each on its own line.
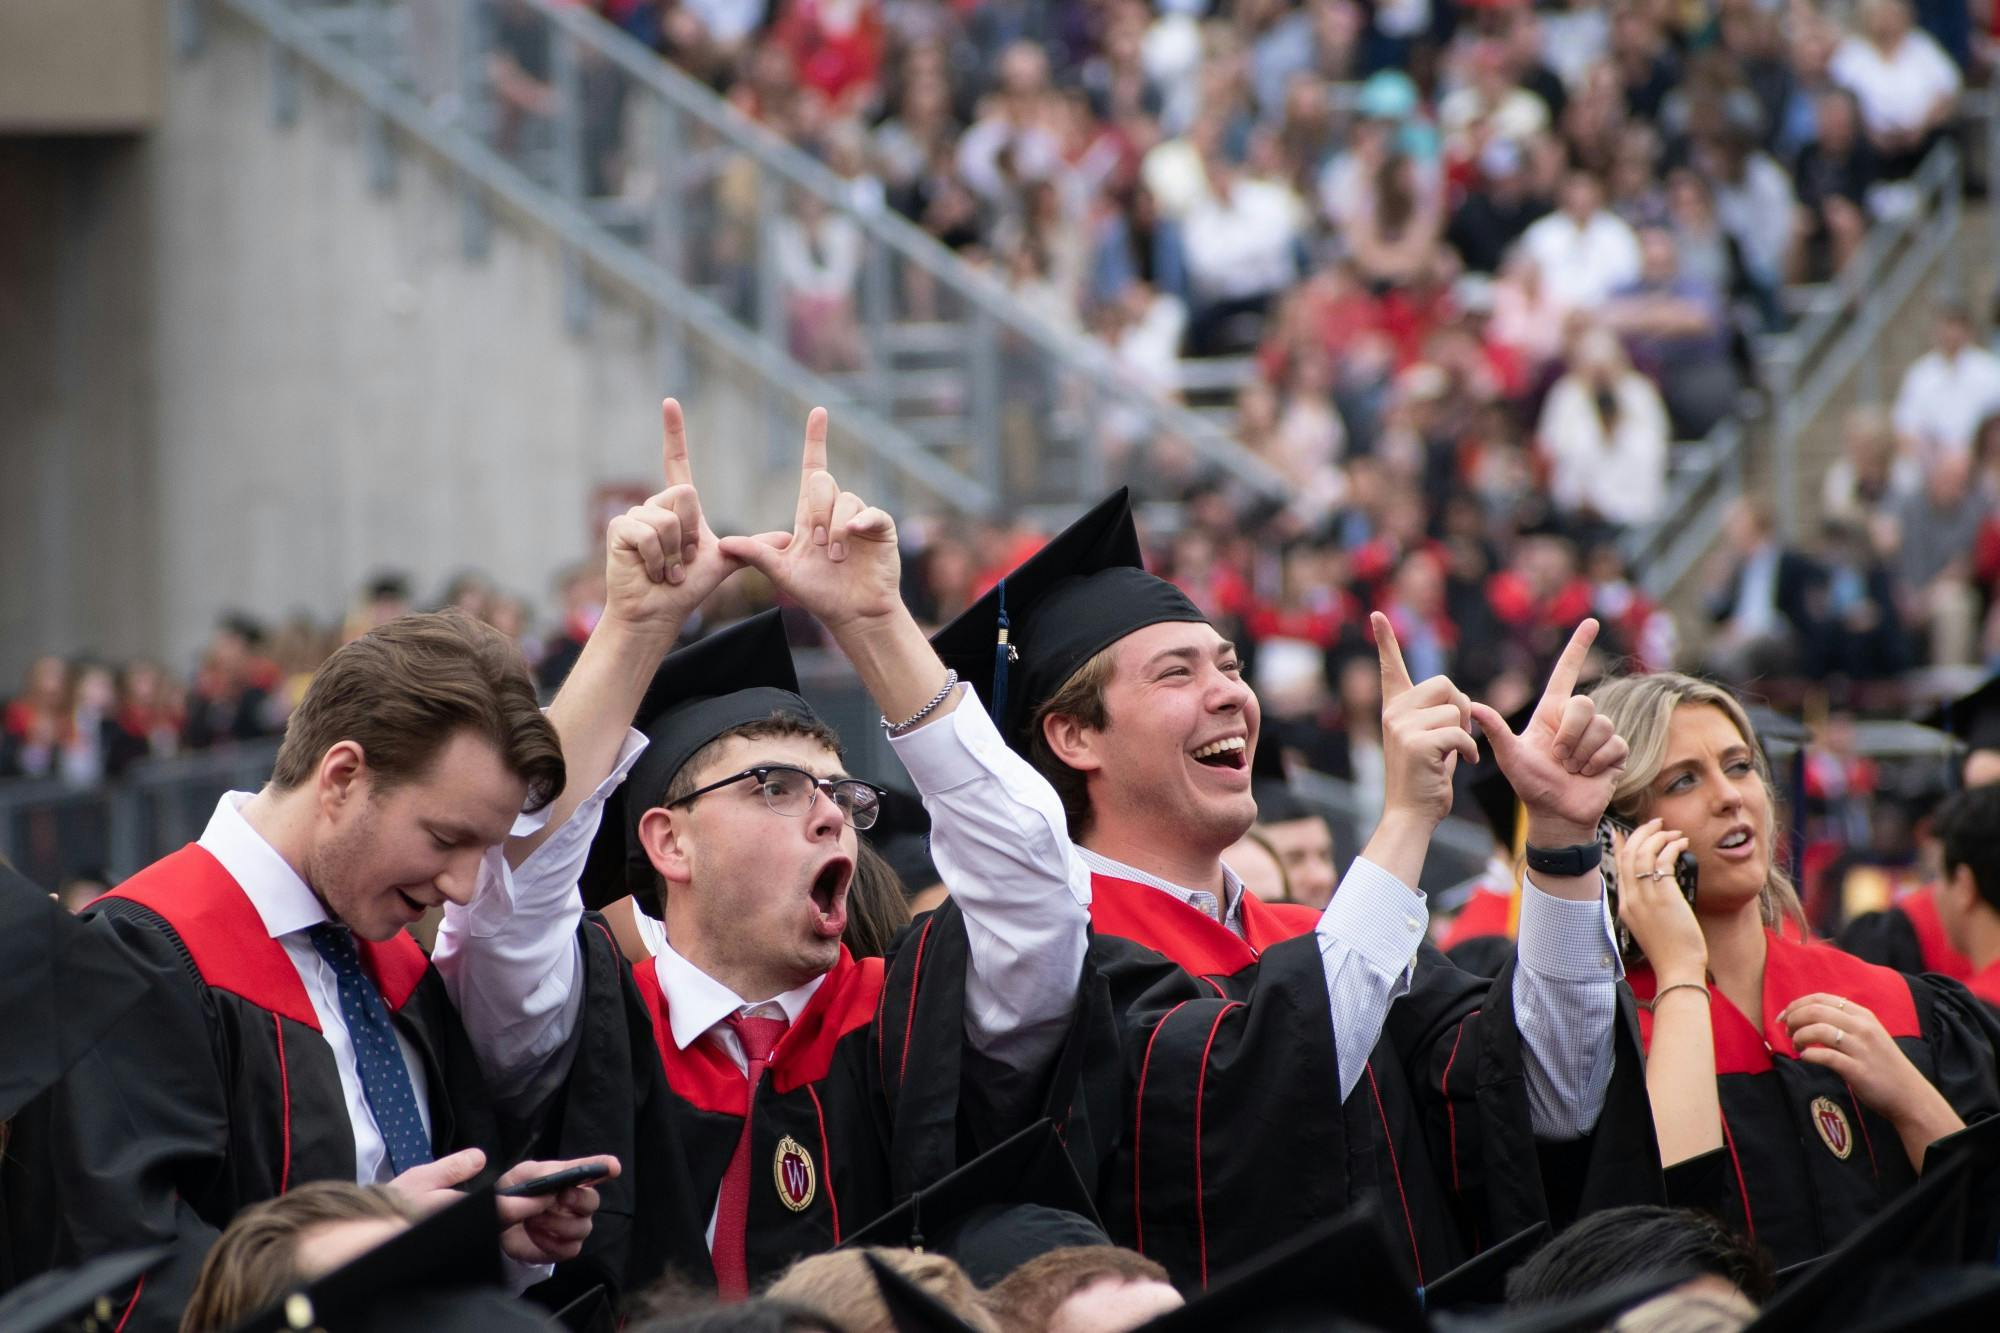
left=990, top=578, right=1017, bottom=729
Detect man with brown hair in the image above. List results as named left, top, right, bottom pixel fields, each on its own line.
left=3, top=613, right=619, bottom=1331
left=982, top=1247, right=1181, bottom=1333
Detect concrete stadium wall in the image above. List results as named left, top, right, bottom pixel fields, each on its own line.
left=1, top=10, right=789, bottom=684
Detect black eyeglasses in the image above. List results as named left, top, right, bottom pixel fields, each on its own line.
left=666, top=764, right=883, bottom=830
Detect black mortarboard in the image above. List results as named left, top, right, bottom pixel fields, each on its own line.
left=840, top=1120, right=1104, bottom=1278
left=1, top=863, right=154, bottom=1119
left=930, top=489, right=1205, bottom=753
left=867, top=786, right=940, bottom=898
left=578, top=611, right=826, bottom=911
left=228, top=1186, right=559, bottom=1333
left=1923, top=674, right=2000, bottom=759
left=1421, top=1222, right=1551, bottom=1313
left=0, top=1246, right=171, bottom=1333
left=1132, top=1204, right=1425, bottom=1333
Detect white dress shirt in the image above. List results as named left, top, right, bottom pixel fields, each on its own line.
left=1830, top=32, right=1961, bottom=138
left=197, top=793, right=432, bottom=1185
left=1892, top=345, right=2000, bottom=459
left=434, top=684, right=1092, bottom=1114
left=1519, top=210, right=1642, bottom=311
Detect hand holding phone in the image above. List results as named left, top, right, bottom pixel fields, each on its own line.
left=1604, top=816, right=1707, bottom=974
left=498, top=1160, right=614, bottom=1198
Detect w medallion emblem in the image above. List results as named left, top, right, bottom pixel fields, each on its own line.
left=774, top=1135, right=817, bottom=1212
left=1810, top=1096, right=1853, bottom=1160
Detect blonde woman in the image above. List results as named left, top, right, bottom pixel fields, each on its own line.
left=1591, top=672, right=2000, bottom=1268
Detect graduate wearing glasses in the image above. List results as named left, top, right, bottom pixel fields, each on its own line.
left=432, top=404, right=1093, bottom=1302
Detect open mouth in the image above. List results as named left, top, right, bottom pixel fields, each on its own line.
left=808, top=859, right=851, bottom=938
left=1717, top=829, right=1751, bottom=850
left=1191, top=737, right=1248, bottom=771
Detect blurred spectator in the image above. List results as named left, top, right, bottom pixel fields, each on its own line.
left=1692, top=127, right=1798, bottom=311
left=1884, top=451, right=1988, bottom=665
left=1448, top=139, right=1549, bottom=276
left=1, top=655, right=71, bottom=781
left=183, top=615, right=282, bottom=750
left=111, top=659, right=185, bottom=774
left=59, top=662, right=119, bottom=787
left=1818, top=521, right=1908, bottom=679
left=1891, top=304, right=2000, bottom=465
left=1602, top=225, right=1738, bottom=438
left=775, top=189, right=866, bottom=372
left=1821, top=405, right=1920, bottom=531
left=1536, top=326, right=1670, bottom=529
left=1791, top=89, right=1881, bottom=281
left=1519, top=170, right=1641, bottom=312
left=1830, top=0, right=1960, bottom=180
left=1347, top=150, right=1444, bottom=290
left=770, top=0, right=884, bottom=118
left=1182, top=154, right=1304, bottom=354
left=1702, top=498, right=1824, bottom=679
left=539, top=562, right=607, bottom=695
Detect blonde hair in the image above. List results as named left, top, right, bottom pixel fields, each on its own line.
left=1588, top=672, right=1806, bottom=937
left=180, top=1183, right=416, bottom=1333
left=765, top=1248, right=998, bottom=1333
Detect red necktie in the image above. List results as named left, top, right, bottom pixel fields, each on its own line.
left=712, top=1011, right=790, bottom=1299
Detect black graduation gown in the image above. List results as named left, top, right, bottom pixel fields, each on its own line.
left=1836, top=886, right=1974, bottom=983
left=0, top=845, right=503, bottom=1332
left=525, top=897, right=1091, bottom=1305
left=1064, top=872, right=1662, bottom=1291
left=1632, top=929, right=2000, bottom=1269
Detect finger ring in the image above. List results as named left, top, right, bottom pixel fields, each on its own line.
left=1833, top=1029, right=1845, bottom=1049
left=1836, top=999, right=1848, bottom=1012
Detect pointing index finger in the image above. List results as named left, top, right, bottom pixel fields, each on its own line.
left=1371, top=612, right=1414, bottom=699
left=801, top=406, right=829, bottom=478
left=661, top=398, right=694, bottom=489
left=1539, top=618, right=1600, bottom=718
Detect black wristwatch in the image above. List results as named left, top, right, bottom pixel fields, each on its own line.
left=1524, top=842, right=1602, bottom=878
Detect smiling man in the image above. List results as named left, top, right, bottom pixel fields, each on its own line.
left=4, top=613, right=620, bottom=1332
left=433, top=403, right=1091, bottom=1301
left=930, top=491, right=1652, bottom=1286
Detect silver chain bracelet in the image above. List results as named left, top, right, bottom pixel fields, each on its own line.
left=881, top=669, right=959, bottom=736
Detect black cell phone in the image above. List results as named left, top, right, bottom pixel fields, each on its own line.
left=498, top=1161, right=612, bottom=1198
left=1597, top=815, right=1699, bottom=907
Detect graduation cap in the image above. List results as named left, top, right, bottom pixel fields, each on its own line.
left=841, top=1119, right=1106, bottom=1285
left=930, top=489, right=1206, bottom=752
left=578, top=610, right=827, bottom=911
left=1922, top=674, right=2000, bottom=774
left=1420, top=1223, right=1551, bottom=1314
left=0, top=1245, right=171, bottom=1333
left=1743, top=1144, right=1991, bottom=1333
left=1131, top=1204, right=1426, bottom=1333
left=226, top=1186, right=558, bottom=1333
left=867, top=786, right=941, bottom=900
left=1, top=862, right=155, bottom=1119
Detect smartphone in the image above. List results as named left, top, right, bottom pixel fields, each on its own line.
left=498, top=1161, right=612, bottom=1198
left=1597, top=814, right=1699, bottom=907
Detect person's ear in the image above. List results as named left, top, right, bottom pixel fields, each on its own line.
left=317, top=742, right=367, bottom=817
left=638, top=805, right=696, bottom=889
left=1041, top=712, right=1105, bottom=775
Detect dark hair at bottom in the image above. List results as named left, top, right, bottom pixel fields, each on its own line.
left=1504, top=1205, right=1774, bottom=1308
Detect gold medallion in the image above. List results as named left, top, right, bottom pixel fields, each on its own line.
left=774, top=1134, right=817, bottom=1212
left=1810, top=1096, right=1854, bottom=1160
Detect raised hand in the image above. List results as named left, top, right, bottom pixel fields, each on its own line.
left=718, top=408, right=903, bottom=633
left=1782, top=992, right=1964, bottom=1169
left=1372, top=612, right=1479, bottom=829
left=1469, top=619, right=1626, bottom=847
left=602, top=398, right=737, bottom=640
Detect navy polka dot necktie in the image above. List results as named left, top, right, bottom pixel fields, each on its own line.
left=307, top=921, right=434, bottom=1176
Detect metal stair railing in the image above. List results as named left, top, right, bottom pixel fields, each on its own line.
left=1621, top=134, right=1965, bottom=599
left=205, top=0, right=1288, bottom=515
left=191, top=0, right=985, bottom=515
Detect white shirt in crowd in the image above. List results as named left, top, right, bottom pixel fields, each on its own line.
left=1183, top=179, right=1304, bottom=303
left=1830, top=32, right=1961, bottom=138
left=1537, top=372, right=1670, bottom=527
left=1518, top=209, right=1641, bottom=312
left=1891, top=344, right=2000, bottom=459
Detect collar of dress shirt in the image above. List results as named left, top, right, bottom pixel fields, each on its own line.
left=1075, top=845, right=1244, bottom=926
left=197, top=791, right=330, bottom=940
left=651, top=936, right=827, bottom=1052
